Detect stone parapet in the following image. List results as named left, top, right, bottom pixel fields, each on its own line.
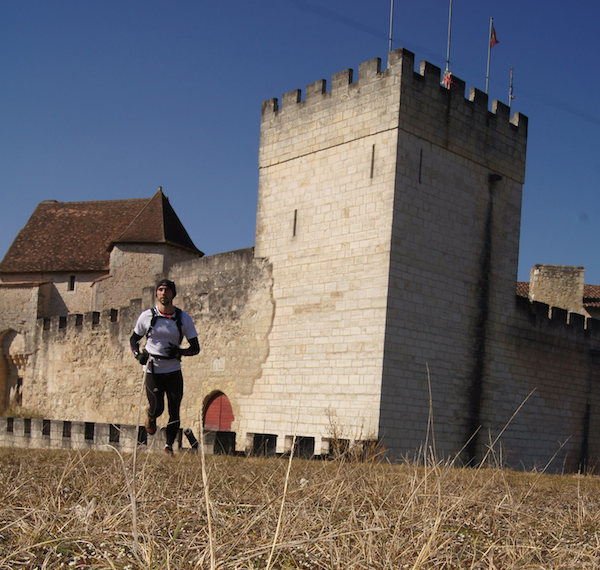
left=260, top=48, right=527, bottom=183
left=0, top=417, right=225, bottom=454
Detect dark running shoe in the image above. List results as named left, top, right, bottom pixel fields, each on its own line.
left=145, top=415, right=156, bottom=435
left=164, top=445, right=174, bottom=457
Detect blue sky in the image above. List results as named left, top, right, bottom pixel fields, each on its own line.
left=2, top=1, right=598, bottom=283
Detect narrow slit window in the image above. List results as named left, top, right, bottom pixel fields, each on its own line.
left=370, top=144, right=375, bottom=179
left=68, top=275, right=76, bottom=291
left=293, top=209, right=298, bottom=237
left=418, top=149, right=423, bottom=184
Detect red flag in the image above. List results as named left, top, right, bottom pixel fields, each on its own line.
left=510, top=67, right=515, bottom=101
left=490, top=26, right=499, bottom=47
left=442, top=70, right=454, bottom=89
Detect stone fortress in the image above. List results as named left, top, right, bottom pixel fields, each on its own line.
left=1, top=48, right=600, bottom=471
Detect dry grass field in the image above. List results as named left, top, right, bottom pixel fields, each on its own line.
left=1, top=445, right=600, bottom=569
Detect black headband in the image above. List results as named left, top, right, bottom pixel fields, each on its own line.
left=156, top=279, right=176, bottom=297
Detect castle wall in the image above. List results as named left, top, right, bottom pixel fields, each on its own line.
left=92, top=243, right=200, bottom=311
left=482, top=300, right=600, bottom=471
left=254, top=56, right=404, bottom=453
left=167, top=249, right=274, bottom=438
left=253, top=48, right=531, bottom=458
left=378, top=50, right=528, bottom=458
left=92, top=244, right=166, bottom=310
left=528, top=264, right=586, bottom=315
left=20, top=249, right=274, bottom=437
left=23, top=302, right=143, bottom=423
left=2, top=271, right=106, bottom=317
left=0, top=283, right=43, bottom=337
left=49, top=272, right=105, bottom=315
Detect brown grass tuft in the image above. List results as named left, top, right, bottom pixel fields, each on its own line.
left=1, top=447, right=600, bottom=568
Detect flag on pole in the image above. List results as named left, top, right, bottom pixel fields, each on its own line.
left=490, top=25, right=499, bottom=47
left=443, top=0, right=454, bottom=89
left=442, top=70, right=454, bottom=89
left=485, top=17, right=498, bottom=93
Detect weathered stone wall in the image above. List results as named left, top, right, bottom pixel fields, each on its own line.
left=20, top=249, right=274, bottom=434
left=47, top=272, right=105, bottom=316
left=1, top=272, right=105, bottom=317
left=482, top=299, right=600, bottom=471
left=253, top=48, right=529, bottom=458
left=167, top=249, right=274, bottom=439
left=528, top=264, right=585, bottom=315
left=255, top=56, right=402, bottom=453
left=91, top=244, right=166, bottom=311
left=92, top=243, right=200, bottom=312
left=0, top=284, right=45, bottom=410
left=0, top=283, right=43, bottom=338
left=23, top=302, right=143, bottom=422
left=379, top=50, right=527, bottom=459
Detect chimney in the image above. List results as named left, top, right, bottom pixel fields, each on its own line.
left=529, top=264, right=585, bottom=314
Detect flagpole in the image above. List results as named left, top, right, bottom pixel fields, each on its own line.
left=509, top=66, right=514, bottom=108
left=388, top=0, right=394, bottom=55
left=485, top=17, right=493, bottom=94
left=445, top=0, right=453, bottom=74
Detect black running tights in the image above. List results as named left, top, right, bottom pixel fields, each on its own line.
left=145, top=369, right=184, bottom=446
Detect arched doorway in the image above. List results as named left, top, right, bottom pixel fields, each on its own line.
left=203, top=391, right=234, bottom=431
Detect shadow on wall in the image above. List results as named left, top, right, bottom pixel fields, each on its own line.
left=0, top=330, right=25, bottom=413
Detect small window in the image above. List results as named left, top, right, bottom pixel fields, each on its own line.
left=109, top=424, right=120, bottom=443
left=293, top=436, right=315, bottom=459
left=84, top=422, right=95, bottom=440
left=252, top=433, right=277, bottom=456
left=68, top=275, right=76, bottom=291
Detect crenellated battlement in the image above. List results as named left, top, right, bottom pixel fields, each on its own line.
left=37, top=299, right=142, bottom=337
left=36, top=292, right=600, bottom=348
left=262, top=48, right=525, bottom=130
left=516, top=296, right=600, bottom=340
left=260, top=48, right=527, bottom=182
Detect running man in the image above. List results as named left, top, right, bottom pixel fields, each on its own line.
left=130, top=279, right=200, bottom=456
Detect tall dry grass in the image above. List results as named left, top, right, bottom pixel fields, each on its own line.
left=1, top=446, right=600, bottom=568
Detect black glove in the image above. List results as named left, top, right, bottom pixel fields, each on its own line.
left=166, top=343, right=181, bottom=360
left=135, top=349, right=149, bottom=365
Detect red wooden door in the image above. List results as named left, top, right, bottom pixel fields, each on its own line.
left=204, top=393, right=234, bottom=431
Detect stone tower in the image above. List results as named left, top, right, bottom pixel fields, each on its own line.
left=247, top=48, right=528, bottom=458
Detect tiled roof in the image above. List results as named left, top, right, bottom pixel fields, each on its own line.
left=516, top=281, right=600, bottom=308
left=114, top=189, right=199, bottom=252
left=583, top=284, right=600, bottom=308
left=0, top=189, right=202, bottom=274
left=516, top=282, right=529, bottom=298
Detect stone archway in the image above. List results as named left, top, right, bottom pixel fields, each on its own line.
left=0, top=330, right=27, bottom=413
left=203, top=391, right=234, bottom=432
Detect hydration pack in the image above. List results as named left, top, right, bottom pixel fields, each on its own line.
left=147, top=306, right=183, bottom=345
